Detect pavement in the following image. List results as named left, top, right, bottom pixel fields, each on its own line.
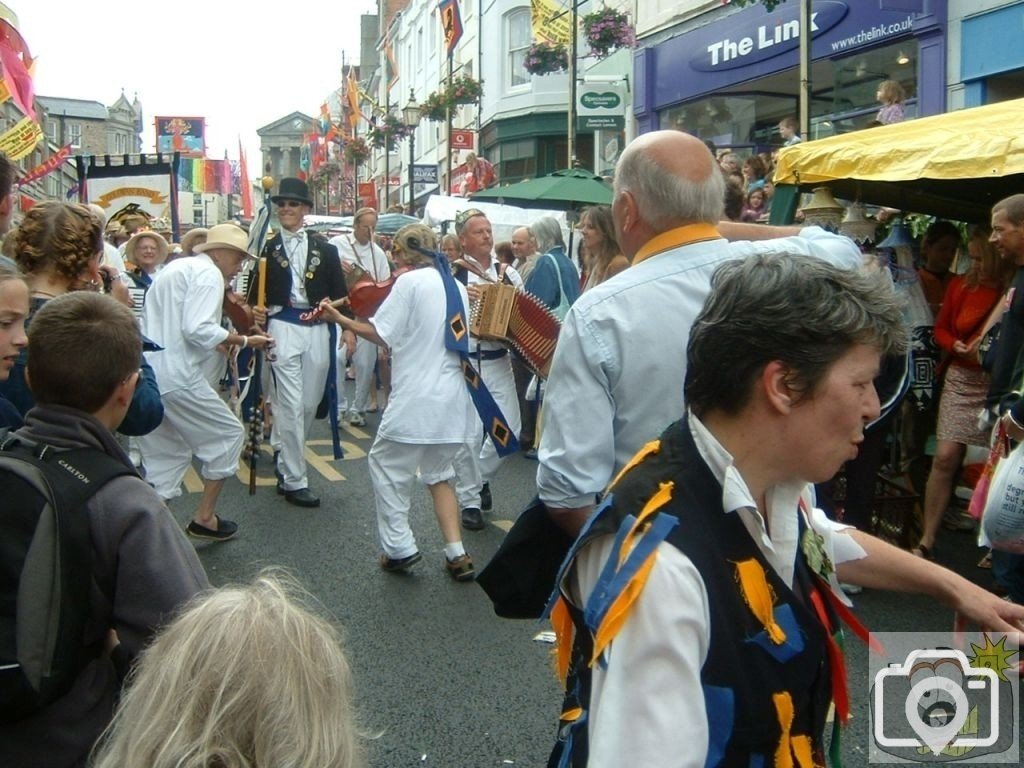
left=165, top=392, right=1016, bottom=767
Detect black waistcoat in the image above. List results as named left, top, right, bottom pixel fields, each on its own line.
left=251, top=232, right=347, bottom=308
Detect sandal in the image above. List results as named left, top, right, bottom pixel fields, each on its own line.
left=911, top=544, right=935, bottom=560
left=977, top=551, right=993, bottom=569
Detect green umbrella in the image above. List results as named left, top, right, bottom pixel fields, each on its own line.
left=469, top=167, right=612, bottom=211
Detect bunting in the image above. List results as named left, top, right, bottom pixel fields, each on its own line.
left=239, top=139, right=253, bottom=219
left=0, top=17, right=35, bottom=120
left=18, top=143, right=72, bottom=186
left=384, top=32, right=399, bottom=92
left=344, top=68, right=361, bottom=134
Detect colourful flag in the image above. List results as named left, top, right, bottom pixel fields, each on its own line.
left=239, top=139, right=253, bottom=219
left=18, top=143, right=71, bottom=186
left=530, top=0, right=571, bottom=46
left=384, top=32, right=399, bottom=92
left=0, top=18, right=35, bottom=120
left=439, top=0, right=464, bottom=57
left=0, top=115, right=42, bottom=161
left=345, top=68, right=361, bottom=133
left=319, top=103, right=331, bottom=135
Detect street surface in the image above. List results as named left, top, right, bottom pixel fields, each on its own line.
left=166, top=388, right=1015, bottom=767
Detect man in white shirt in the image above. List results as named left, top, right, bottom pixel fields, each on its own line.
left=549, top=252, right=1024, bottom=767
left=330, top=207, right=391, bottom=426
left=450, top=209, right=523, bottom=531
left=509, top=225, right=539, bottom=282
left=537, top=130, right=864, bottom=535
left=138, top=224, right=273, bottom=540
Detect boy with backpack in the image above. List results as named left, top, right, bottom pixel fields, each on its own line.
left=0, top=291, right=208, bottom=767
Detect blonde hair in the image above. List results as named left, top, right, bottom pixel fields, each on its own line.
left=877, top=79, right=905, bottom=105
left=91, top=570, right=364, bottom=768
left=392, top=223, right=437, bottom=266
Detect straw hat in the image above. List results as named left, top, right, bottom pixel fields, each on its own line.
left=194, top=223, right=250, bottom=256
left=180, top=227, right=209, bottom=255
left=124, top=230, right=169, bottom=263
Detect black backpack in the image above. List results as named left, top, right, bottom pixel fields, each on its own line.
left=0, top=429, right=135, bottom=723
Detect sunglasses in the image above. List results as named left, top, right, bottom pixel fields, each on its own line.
left=276, top=201, right=303, bottom=209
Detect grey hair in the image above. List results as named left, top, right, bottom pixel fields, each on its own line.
left=530, top=217, right=565, bottom=253
left=685, top=253, right=907, bottom=418
left=90, top=569, right=365, bottom=768
left=615, top=144, right=725, bottom=229
left=994, top=194, right=1024, bottom=226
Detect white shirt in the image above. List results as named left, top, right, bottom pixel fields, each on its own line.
left=281, top=229, right=310, bottom=307
left=330, top=234, right=391, bottom=283
left=572, top=411, right=866, bottom=768
left=371, top=267, right=478, bottom=444
left=143, top=254, right=229, bottom=395
left=537, top=227, right=863, bottom=509
left=463, top=254, right=522, bottom=354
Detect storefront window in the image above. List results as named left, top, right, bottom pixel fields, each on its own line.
left=660, top=39, right=918, bottom=150
left=496, top=138, right=536, bottom=180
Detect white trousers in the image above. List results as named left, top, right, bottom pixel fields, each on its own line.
left=137, top=385, right=244, bottom=500
left=368, top=437, right=461, bottom=559
left=350, top=334, right=379, bottom=413
left=453, top=353, right=521, bottom=509
left=268, top=318, right=330, bottom=491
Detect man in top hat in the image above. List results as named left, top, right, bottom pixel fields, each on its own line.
left=138, top=223, right=273, bottom=540
left=249, top=177, right=353, bottom=508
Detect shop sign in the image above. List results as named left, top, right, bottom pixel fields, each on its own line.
left=577, top=82, right=626, bottom=131
left=692, top=1, right=847, bottom=72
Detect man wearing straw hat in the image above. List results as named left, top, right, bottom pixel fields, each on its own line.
left=138, top=223, right=273, bottom=540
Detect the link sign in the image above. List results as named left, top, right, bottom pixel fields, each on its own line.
left=577, top=82, right=625, bottom=131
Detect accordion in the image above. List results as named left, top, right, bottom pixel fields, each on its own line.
left=470, top=283, right=561, bottom=378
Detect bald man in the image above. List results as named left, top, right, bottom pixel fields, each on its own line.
left=537, top=131, right=865, bottom=534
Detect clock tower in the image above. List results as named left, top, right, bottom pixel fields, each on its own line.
left=257, top=111, right=316, bottom=181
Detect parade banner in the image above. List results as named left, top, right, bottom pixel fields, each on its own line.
left=530, top=0, right=571, bottom=46
left=18, top=143, right=72, bottom=186
left=239, top=139, right=253, bottom=219
left=439, top=0, right=464, bottom=56
left=155, top=116, right=205, bottom=156
left=77, top=153, right=181, bottom=241
left=0, top=115, right=43, bottom=161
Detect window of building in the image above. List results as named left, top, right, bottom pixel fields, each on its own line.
left=68, top=123, right=82, bottom=148
left=194, top=210, right=205, bottom=226
left=507, top=9, right=531, bottom=90
left=496, top=138, right=536, bottom=181
left=46, top=119, right=58, bottom=142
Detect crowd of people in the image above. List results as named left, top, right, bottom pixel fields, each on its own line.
left=2, top=112, right=1024, bottom=767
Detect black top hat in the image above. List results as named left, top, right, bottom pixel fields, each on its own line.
left=271, top=177, right=313, bottom=207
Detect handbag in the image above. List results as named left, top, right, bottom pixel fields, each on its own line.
left=977, top=322, right=1002, bottom=372
left=968, top=422, right=1009, bottom=521
left=980, top=424, right=1024, bottom=552
left=476, top=496, right=574, bottom=619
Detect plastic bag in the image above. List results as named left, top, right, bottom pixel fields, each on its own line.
left=980, top=430, right=1024, bottom=553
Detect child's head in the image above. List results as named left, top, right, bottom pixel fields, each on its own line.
left=746, top=188, right=766, bottom=210
left=27, top=292, right=141, bottom=415
left=876, top=79, right=905, bottom=105
left=0, top=255, right=28, bottom=382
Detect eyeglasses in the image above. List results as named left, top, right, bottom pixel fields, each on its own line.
left=454, top=208, right=485, bottom=233
left=276, top=201, right=302, bottom=209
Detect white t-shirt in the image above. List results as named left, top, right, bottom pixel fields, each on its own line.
left=371, top=267, right=477, bottom=444
left=330, top=234, right=391, bottom=282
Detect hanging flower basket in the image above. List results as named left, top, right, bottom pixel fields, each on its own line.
left=449, top=74, right=483, bottom=105
left=343, top=137, right=371, bottom=165
left=367, top=113, right=414, bottom=150
left=581, top=7, right=636, bottom=59
left=523, top=42, right=569, bottom=76
left=420, top=91, right=449, bottom=122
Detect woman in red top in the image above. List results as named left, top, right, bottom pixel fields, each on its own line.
left=914, top=226, right=1014, bottom=558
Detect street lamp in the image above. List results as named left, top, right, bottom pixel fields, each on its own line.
left=402, top=89, right=421, bottom=215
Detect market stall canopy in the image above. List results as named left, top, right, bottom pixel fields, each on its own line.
left=773, top=98, right=1024, bottom=223
left=469, top=167, right=612, bottom=211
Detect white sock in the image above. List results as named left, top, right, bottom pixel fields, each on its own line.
left=445, top=542, right=466, bottom=561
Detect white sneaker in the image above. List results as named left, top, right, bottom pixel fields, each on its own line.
left=347, top=410, right=366, bottom=426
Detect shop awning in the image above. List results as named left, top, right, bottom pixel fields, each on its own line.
left=772, top=98, right=1024, bottom=223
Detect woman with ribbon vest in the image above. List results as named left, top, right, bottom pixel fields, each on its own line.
left=249, top=178, right=353, bottom=508
left=546, top=252, right=1024, bottom=768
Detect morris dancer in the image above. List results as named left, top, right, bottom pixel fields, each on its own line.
left=138, top=223, right=273, bottom=540
left=451, top=208, right=522, bottom=531
left=250, top=178, right=353, bottom=508
left=317, top=224, right=478, bottom=580
left=330, top=207, right=391, bottom=425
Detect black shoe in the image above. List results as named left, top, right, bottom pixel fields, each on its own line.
left=186, top=516, right=238, bottom=541
left=480, top=482, right=492, bottom=511
left=284, top=488, right=320, bottom=507
left=380, top=551, right=423, bottom=572
left=461, top=506, right=485, bottom=531
left=273, top=450, right=284, bottom=489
